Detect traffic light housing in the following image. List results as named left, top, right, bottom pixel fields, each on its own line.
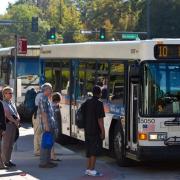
left=47, top=27, right=56, bottom=40
left=99, top=27, right=106, bottom=40
left=31, top=17, right=38, bottom=32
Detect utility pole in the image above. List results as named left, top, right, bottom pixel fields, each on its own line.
left=14, top=35, right=18, bottom=106
left=147, top=0, right=151, bottom=39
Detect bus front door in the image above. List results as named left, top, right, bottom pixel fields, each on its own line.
left=70, top=60, right=81, bottom=139
left=129, top=83, right=138, bottom=151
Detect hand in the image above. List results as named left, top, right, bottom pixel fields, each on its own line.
left=17, top=118, right=20, bottom=123
left=45, top=124, right=50, bottom=132
left=14, top=121, right=20, bottom=128
left=2, top=131, right=5, bottom=136
left=0, top=130, right=3, bottom=136
left=101, top=132, right=105, bottom=140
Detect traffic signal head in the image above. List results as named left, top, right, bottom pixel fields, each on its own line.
left=99, top=27, right=106, bottom=40
left=50, top=27, right=56, bottom=39
left=47, top=27, right=56, bottom=40
left=31, top=17, right=38, bottom=32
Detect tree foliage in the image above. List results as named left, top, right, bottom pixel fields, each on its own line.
left=1, top=0, right=180, bottom=47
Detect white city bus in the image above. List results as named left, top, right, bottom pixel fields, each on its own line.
left=40, top=39, right=180, bottom=166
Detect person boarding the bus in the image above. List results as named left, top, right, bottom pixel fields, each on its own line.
left=1, top=87, right=20, bottom=167
left=38, top=83, right=57, bottom=168
left=84, top=85, right=105, bottom=176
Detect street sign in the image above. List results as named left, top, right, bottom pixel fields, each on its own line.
left=80, top=30, right=93, bottom=34
left=18, top=37, right=27, bottom=54
left=122, top=33, right=139, bottom=40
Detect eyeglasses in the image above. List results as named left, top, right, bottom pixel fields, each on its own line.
left=6, top=92, right=13, bottom=95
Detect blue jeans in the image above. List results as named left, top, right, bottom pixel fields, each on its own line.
left=39, top=130, right=55, bottom=165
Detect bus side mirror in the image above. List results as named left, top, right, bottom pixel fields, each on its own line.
left=129, top=63, right=140, bottom=83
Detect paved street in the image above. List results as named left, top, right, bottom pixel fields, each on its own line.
left=0, top=124, right=180, bottom=180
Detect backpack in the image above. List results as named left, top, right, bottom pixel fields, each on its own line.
left=24, top=88, right=37, bottom=112
left=75, top=101, right=87, bottom=129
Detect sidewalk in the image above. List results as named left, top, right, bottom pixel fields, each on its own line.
left=0, top=124, right=118, bottom=180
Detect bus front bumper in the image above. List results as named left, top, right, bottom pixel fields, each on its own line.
left=137, top=146, right=180, bottom=161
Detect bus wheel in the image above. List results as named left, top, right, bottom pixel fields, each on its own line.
left=114, top=123, right=130, bottom=166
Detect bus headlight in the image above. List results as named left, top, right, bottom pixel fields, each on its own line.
left=149, top=132, right=167, bottom=141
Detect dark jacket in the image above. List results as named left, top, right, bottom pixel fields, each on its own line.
left=0, top=101, right=6, bottom=131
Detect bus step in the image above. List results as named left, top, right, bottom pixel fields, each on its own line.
left=126, top=152, right=139, bottom=161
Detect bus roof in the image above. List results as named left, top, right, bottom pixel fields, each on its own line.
left=40, top=39, right=180, bottom=61
left=0, top=45, right=40, bottom=57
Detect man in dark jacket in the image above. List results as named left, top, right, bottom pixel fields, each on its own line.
left=84, top=86, right=105, bottom=177
left=0, top=100, right=7, bottom=169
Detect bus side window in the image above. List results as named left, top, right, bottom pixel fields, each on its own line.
left=96, top=62, right=109, bottom=100
left=109, top=63, right=124, bottom=105
left=76, top=62, right=87, bottom=99
left=61, top=62, right=70, bottom=96
left=85, top=62, right=96, bottom=97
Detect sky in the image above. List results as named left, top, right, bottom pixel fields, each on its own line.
left=0, top=0, right=18, bottom=15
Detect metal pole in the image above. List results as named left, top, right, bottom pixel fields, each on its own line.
left=147, top=0, right=151, bottom=39
left=14, top=35, right=18, bottom=105
left=14, top=34, right=18, bottom=152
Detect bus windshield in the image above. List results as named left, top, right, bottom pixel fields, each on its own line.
left=141, top=62, right=180, bottom=116
left=17, top=59, right=39, bottom=76
left=16, top=59, right=39, bottom=85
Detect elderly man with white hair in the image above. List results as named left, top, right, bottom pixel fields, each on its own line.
left=37, top=83, right=57, bottom=168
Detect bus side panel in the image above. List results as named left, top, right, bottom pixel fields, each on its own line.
left=61, top=95, right=71, bottom=136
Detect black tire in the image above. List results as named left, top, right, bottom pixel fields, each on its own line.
left=114, top=123, right=130, bottom=166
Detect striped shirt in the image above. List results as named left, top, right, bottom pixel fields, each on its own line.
left=38, top=94, right=56, bottom=131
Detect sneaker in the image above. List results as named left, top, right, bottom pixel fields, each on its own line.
left=49, top=162, right=58, bottom=167
left=9, top=161, right=16, bottom=167
left=5, top=161, right=16, bottom=167
left=34, top=153, right=40, bottom=156
left=0, top=165, right=9, bottom=170
left=39, top=163, right=57, bottom=168
left=87, top=170, right=103, bottom=177
left=85, top=169, right=90, bottom=175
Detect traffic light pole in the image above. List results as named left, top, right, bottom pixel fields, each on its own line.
left=14, top=34, right=18, bottom=151
left=147, top=0, right=151, bottom=39
left=14, top=35, right=18, bottom=106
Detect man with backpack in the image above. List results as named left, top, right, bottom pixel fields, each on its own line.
left=84, top=85, right=105, bottom=177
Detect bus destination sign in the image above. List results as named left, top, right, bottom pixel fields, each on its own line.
left=154, top=44, right=180, bottom=59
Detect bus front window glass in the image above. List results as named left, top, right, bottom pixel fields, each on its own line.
left=78, top=62, right=86, bottom=99
left=142, top=62, right=180, bottom=116
left=17, top=59, right=39, bottom=85
left=109, top=63, right=124, bottom=104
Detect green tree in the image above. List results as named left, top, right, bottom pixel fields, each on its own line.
left=137, top=0, right=180, bottom=38
left=0, top=3, right=49, bottom=46
left=74, top=0, right=142, bottom=41
left=46, top=0, right=86, bottom=43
